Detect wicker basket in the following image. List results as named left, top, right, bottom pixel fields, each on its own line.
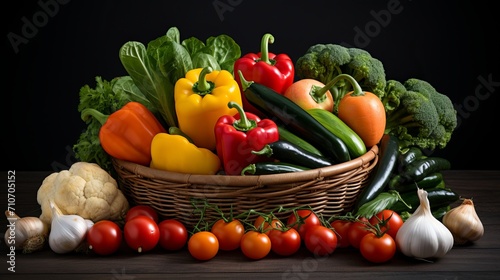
left=113, top=145, right=378, bottom=228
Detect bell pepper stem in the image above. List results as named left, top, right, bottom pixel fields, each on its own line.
left=193, top=66, right=214, bottom=95
left=238, top=70, right=253, bottom=91
left=241, top=164, right=257, bottom=175
left=259, top=33, right=274, bottom=65
left=228, top=101, right=256, bottom=132
left=309, top=85, right=329, bottom=103
left=80, top=108, right=108, bottom=125
left=327, top=74, right=364, bottom=97
left=251, top=144, right=273, bottom=157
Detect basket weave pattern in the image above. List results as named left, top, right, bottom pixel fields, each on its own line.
left=113, top=145, right=378, bottom=228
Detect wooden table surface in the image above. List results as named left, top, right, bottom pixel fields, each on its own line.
left=1, top=170, right=499, bottom=279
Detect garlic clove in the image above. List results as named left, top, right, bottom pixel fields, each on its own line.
left=396, top=188, right=454, bottom=259
left=4, top=210, right=49, bottom=253
left=443, top=198, right=484, bottom=245
left=48, top=200, right=90, bottom=254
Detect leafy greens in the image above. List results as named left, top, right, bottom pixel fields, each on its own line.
left=119, top=27, right=241, bottom=128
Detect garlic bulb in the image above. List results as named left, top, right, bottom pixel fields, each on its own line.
left=395, top=188, right=454, bottom=259
left=48, top=200, right=90, bottom=254
left=4, top=211, right=49, bottom=253
left=443, top=198, right=484, bottom=245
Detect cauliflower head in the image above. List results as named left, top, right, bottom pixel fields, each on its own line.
left=37, top=162, right=129, bottom=224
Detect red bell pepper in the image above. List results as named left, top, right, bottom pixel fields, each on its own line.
left=215, top=101, right=279, bottom=175
left=234, top=33, right=295, bottom=117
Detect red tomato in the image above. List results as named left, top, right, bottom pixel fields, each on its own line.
left=158, top=219, right=188, bottom=251
left=254, top=215, right=282, bottom=235
left=188, top=231, right=219, bottom=261
left=86, top=220, right=122, bottom=256
left=123, top=216, right=160, bottom=253
left=359, top=232, right=396, bottom=263
left=369, top=210, right=403, bottom=240
left=240, top=230, right=272, bottom=260
left=268, top=227, right=301, bottom=256
left=126, top=205, right=159, bottom=223
left=287, top=209, right=321, bottom=240
left=211, top=219, right=245, bottom=251
left=304, top=225, right=338, bottom=256
left=347, top=217, right=370, bottom=249
left=330, top=219, right=352, bottom=248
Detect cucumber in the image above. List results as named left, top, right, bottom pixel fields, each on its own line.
left=352, top=134, right=399, bottom=213
left=307, top=108, right=366, bottom=158
left=252, top=140, right=334, bottom=169
left=389, top=187, right=459, bottom=214
left=241, top=162, right=309, bottom=175
left=241, top=75, right=351, bottom=163
left=277, top=126, right=323, bottom=157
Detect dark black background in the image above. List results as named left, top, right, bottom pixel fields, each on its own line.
left=3, top=0, right=499, bottom=172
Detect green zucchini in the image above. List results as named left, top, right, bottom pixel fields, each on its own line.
left=240, top=74, right=351, bottom=163
left=390, top=172, right=444, bottom=193
left=352, top=134, right=399, bottom=214
left=252, top=140, right=334, bottom=169
left=241, top=162, right=309, bottom=175
left=390, top=157, right=451, bottom=188
left=277, top=126, right=323, bottom=157
left=306, top=108, right=366, bottom=158
left=389, top=187, right=459, bottom=214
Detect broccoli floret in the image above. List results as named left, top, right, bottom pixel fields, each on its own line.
left=404, top=78, right=458, bottom=149
left=295, top=44, right=386, bottom=113
left=344, top=49, right=386, bottom=99
left=382, top=80, right=406, bottom=114
left=295, top=44, right=350, bottom=86
left=385, top=90, right=440, bottom=150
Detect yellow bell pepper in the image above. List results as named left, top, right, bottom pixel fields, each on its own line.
left=150, top=133, right=220, bottom=175
left=174, top=66, right=242, bottom=151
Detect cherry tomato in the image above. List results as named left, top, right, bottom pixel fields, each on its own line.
left=240, top=230, right=272, bottom=260
left=123, top=215, right=160, bottom=253
left=268, top=227, right=301, bottom=256
left=188, top=231, right=219, bottom=261
left=369, top=210, right=404, bottom=240
left=211, top=219, right=245, bottom=251
left=330, top=219, right=352, bottom=248
left=347, top=217, right=370, bottom=249
left=86, top=220, right=122, bottom=256
left=286, top=209, right=321, bottom=240
left=304, top=225, right=338, bottom=256
left=253, top=215, right=282, bottom=235
left=359, top=232, right=396, bottom=263
left=158, top=219, right=188, bottom=251
left=125, top=205, right=159, bottom=223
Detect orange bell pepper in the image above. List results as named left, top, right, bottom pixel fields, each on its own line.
left=81, top=101, right=166, bottom=166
